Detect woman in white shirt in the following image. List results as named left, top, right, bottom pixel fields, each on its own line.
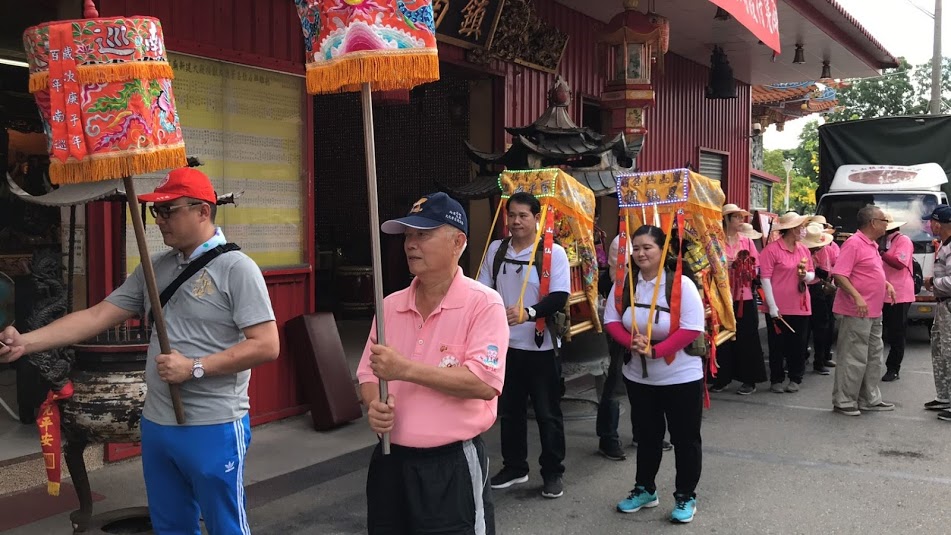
left=604, top=225, right=706, bottom=524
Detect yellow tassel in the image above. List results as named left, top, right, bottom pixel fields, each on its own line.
left=29, top=62, right=175, bottom=93
left=48, top=482, right=60, bottom=496
left=305, top=51, right=440, bottom=95
left=49, top=146, right=187, bottom=185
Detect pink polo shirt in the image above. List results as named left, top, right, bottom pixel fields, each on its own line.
left=808, top=246, right=835, bottom=286
left=724, top=235, right=759, bottom=301
left=760, top=239, right=814, bottom=316
left=882, top=232, right=915, bottom=303
left=828, top=240, right=840, bottom=264
left=356, top=268, right=509, bottom=448
left=832, top=231, right=887, bottom=318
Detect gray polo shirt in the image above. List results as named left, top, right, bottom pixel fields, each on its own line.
left=106, top=249, right=275, bottom=426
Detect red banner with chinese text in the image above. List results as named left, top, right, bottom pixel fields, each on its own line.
left=36, top=381, right=74, bottom=496
left=708, top=0, right=781, bottom=54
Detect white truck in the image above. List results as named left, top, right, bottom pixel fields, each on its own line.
left=816, top=163, right=948, bottom=326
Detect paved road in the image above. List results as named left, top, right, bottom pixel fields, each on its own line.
left=247, top=324, right=951, bottom=535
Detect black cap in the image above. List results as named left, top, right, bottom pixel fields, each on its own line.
left=381, top=192, right=468, bottom=235
left=929, top=205, right=951, bottom=223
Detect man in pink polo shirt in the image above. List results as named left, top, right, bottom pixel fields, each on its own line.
left=356, top=192, right=509, bottom=535
left=831, top=205, right=897, bottom=416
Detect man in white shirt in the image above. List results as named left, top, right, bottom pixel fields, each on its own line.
left=478, top=192, right=570, bottom=499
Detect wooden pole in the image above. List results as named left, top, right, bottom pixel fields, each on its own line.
left=122, top=176, right=185, bottom=424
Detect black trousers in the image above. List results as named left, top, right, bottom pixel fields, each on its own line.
left=806, top=285, right=835, bottom=368
left=883, top=302, right=911, bottom=372
left=499, top=348, right=566, bottom=477
left=625, top=378, right=703, bottom=497
left=713, top=299, right=767, bottom=386
left=766, top=314, right=809, bottom=384
left=367, top=437, right=494, bottom=535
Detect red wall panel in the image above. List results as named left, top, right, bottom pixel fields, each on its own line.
left=249, top=272, right=311, bottom=425
left=98, top=0, right=305, bottom=74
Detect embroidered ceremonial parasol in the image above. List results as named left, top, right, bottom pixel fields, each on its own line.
left=295, top=0, right=439, bottom=454
left=24, top=0, right=189, bottom=493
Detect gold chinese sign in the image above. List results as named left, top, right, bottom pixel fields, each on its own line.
left=435, top=0, right=506, bottom=49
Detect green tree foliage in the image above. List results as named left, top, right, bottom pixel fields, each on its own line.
left=824, top=58, right=921, bottom=122
left=763, top=148, right=816, bottom=214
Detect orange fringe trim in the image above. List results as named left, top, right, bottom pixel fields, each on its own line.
left=29, top=62, right=175, bottom=93
left=305, top=51, right=439, bottom=94
left=49, top=145, right=187, bottom=185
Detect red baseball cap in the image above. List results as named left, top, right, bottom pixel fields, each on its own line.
left=138, top=167, right=217, bottom=204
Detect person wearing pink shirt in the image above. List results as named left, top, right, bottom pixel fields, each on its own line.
left=759, top=212, right=815, bottom=393
left=710, top=205, right=767, bottom=395
left=356, top=192, right=510, bottom=534
left=880, top=217, right=915, bottom=382
left=830, top=205, right=897, bottom=416
left=807, top=215, right=840, bottom=371
left=803, top=223, right=836, bottom=376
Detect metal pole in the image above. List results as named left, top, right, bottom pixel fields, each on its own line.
left=784, top=170, right=791, bottom=213
left=361, top=83, right=390, bottom=455
left=933, top=0, right=943, bottom=114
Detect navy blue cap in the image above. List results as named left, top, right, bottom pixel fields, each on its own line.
left=381, top=192, right=468, bottom=235
left=928, top=205, right=951, bottom=223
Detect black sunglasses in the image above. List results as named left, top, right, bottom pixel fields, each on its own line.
left=149, top=202, right=205, bottom=219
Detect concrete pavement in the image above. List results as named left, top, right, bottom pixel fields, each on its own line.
left=6, top=324, right=950, bottom=534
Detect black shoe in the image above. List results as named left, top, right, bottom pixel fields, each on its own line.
left=925, top=399, right=951, bottom=411
left=938, top=410, right=951, bottom=422
left=709, top=383, right=728, bottom=393
left=824, top=360, right=836, bottom=368
left=598, top=442, right=627, bottom=461
left=631, top=440, right=672, bottom=451
left=813, top=366, right=831, bottom=376
left=490, top=467, right=528, bottom=489
left=541, top=475, right=564, bottom=498
left=882, top=370, right=899, bottom=382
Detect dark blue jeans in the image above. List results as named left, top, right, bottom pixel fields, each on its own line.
left=596, top=338, right=634, bottom=447
left=499, top=348, right=566, bottom=477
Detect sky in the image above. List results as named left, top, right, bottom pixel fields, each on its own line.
left=763, top=0, right=949, bottom=150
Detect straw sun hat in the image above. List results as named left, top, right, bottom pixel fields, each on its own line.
left=737, top=222, right=762, bottom=240
left=722, top=203, right=751, bottom=217
left=884, top=213, right=906, bottom=232
left=802, top=223, right=833, bottom=249
left=773, top=212, right=810, bottom=231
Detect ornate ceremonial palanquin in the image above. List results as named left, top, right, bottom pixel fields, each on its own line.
left=615, top=168, right=735, bottom=334
left=496, top=168, right=601, bottom=336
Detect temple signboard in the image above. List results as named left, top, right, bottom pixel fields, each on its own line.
left=435, top=0, right=506, bottom=50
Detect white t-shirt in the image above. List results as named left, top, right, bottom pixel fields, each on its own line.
left=603, top=271, right=705, bottom=386
left=478, top=239, right=571, bottom=351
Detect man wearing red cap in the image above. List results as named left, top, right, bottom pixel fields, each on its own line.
left=0, top=167, right=279, bottom=534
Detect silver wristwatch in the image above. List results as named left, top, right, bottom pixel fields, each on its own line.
left=525, top=306, right=537, bottom=321
left=191, top=358, right=205, bottom=379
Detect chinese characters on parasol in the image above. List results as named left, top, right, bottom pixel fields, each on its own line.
left=23, top=14, right=186, bottom=184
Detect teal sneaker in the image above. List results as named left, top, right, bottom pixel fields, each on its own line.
left=670, top=496, right=697, bottom=523
left=617, top=486, right=659, bottom=513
